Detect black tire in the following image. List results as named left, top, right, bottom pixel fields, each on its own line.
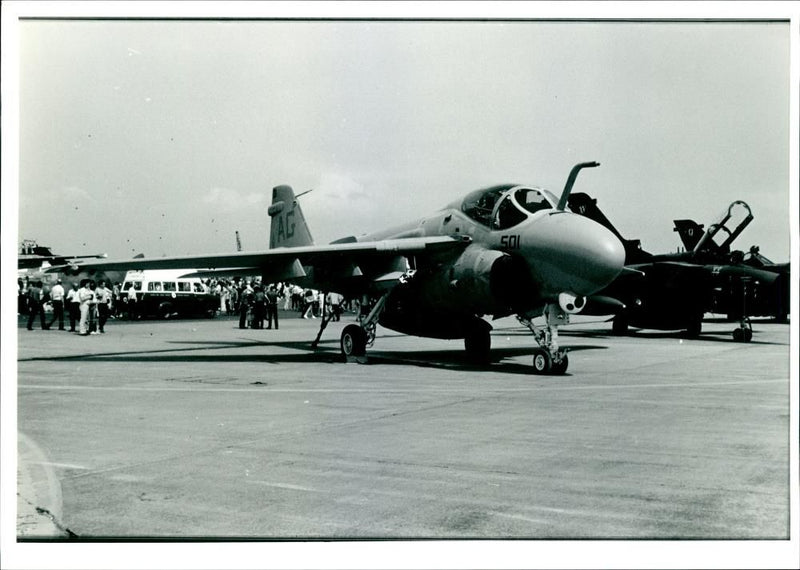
left=611, top=316, right=629, bottom=336
left=341, top=324, right=367, bottom=358
left=733, top=328, right=744, bottom=342
left=551, top=353, right=569, bottom=375
left=684, top=318, right=702, bottom=338
left=531, top=348, right=552, bottom=375
left=743, top=328, right=753, bottom=342
left=464, top=326, right=491, bottom=366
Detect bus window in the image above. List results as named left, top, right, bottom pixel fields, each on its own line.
left=193, top=282, right=206, bottom=293
left=148, top=282, right=161, bottom=292
left=178, top=282, right=192, bottom=292
left=163, top=282, right=177, bottom=292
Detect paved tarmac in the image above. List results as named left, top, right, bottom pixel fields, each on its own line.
left=16, top=311, right=790, bottom=540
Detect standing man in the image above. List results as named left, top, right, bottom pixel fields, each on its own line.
left=329, top=292, right=342, bottom=322
left=66, top=282, right=81, bottom=332
left=47, top=279, right=66, bottom=330
left=126, top=282, right=138, bottom=320
left=266, top=284, right=280, bottom=330
left=26, top=281, right=47, bottom=330
left=78, top=281, right=94, bottom=335
left=95, top=280, right=113, bottom=333
left=252, top=286, right=267, bottom=329
left=238, top=282, right=254, bottom=329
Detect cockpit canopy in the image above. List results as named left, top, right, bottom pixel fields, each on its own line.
left=461, top=184, right=559, bottom=229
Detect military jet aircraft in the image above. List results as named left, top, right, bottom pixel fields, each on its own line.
left=48, top=162, right=625, bottom=374
left=672, top=213, right=790, bottom=323
left=568, top=193, right=788, bottom=342
left=18, top=239, right=107, bottom=270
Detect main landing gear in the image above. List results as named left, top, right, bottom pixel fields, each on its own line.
left=518, top=304, right=570, bottom=375
left=732, top=317, right=753, bottom=343
left=339, top=293, right=390, bottom=362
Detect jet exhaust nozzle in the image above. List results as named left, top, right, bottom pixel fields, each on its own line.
left=558, top=292, right=586, bottom=314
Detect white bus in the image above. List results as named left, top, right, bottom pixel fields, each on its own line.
left=122, top=270, right=217, bottom=319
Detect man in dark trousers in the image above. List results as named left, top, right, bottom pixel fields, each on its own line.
left=95, top=280, right=113, bottom=333
left=238, top=282, right=254, bottom=329
left=66, top=282, right=81, bottom=332
left=252, top=285, right=267, bottom=329
left=266, top=284, right=280, bottom=330
left=26, top=281, right=48, bottom=330
left=47, top=278, right=66, bottom=330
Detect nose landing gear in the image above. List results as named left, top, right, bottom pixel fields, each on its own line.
left=519, top=304, right=570, bottom=375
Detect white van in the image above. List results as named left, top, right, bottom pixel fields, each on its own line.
left=122, top=269, right=217, bottom=319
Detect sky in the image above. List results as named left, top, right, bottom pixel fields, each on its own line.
left=11, top=14, right=793, bottom=262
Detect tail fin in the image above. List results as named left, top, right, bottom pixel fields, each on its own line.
left=568, top=193, right=626, bottom=242
left=673, top=219, right=706, bottom=251
left=268, top=185, right=314, bottom=249
left=568, top=192, right=650, bottom=263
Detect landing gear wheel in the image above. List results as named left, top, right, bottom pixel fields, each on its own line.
left=684, top=318, right=702, bottom=338
left=733, top=327, right=753, bottom=343
left=551, top=353, right=569, bottom=375
left=340, top=324, right=367, bottom=359
left=464, top=326, right=491, bottom=366
left=532, top=348, right=552, bottom=375
left=611, top=316, right=629, bottom=336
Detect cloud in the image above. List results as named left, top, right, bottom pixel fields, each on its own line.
left=202, top=187, right=266, bottom=212
left=60, top=185, right=91, bottom=201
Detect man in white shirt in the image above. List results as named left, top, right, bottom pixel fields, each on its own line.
left=95, top=280, right=113, bottom=333
left=126, top=283, right=138, bottom=320
left=78, top=282, right=94, bottom=335
left=47, top=278, right=66, bottom=330
left=66, top=282, right=80, bottom=332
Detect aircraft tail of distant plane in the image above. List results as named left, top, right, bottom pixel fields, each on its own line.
left=268, top=185, right=314, bottom=249
left=568, top=192, right=650, bottom=264
left=673, top=219, right=706, bottom=252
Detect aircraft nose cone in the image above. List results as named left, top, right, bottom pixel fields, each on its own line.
left=524, top=212, right=625, bottom=296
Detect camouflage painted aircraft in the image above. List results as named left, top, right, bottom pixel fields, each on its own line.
left=569, top=193, right=789, bottom=342
left=48, top=162, right=625, bottom=374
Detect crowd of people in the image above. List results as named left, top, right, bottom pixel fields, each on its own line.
left=19, top=278, right=113, bottom=335
left=207, top=279, right=350, bottom=329
left=18, top=276, right=355, bottom=334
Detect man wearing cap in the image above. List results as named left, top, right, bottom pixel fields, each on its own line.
left=47, top=278, right=66, bottom=331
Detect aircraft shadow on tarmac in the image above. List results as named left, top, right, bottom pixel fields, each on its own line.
left=495, top=319, right=788, bottom=346
left=559, top=328, right=785, bottom=345
left=20, top=336, right=609, bottom=377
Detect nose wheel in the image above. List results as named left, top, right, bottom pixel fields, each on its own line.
left=519, top=304, right=570, bottom=375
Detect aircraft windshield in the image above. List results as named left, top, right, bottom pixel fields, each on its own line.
left=462, top=185, right=556, bottom=229
left=461, top=184, right=515, bottom=227
left=514, top=188, right=553, bottom=215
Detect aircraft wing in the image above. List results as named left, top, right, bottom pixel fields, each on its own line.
left=44, top=235, right=471, bottom=287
